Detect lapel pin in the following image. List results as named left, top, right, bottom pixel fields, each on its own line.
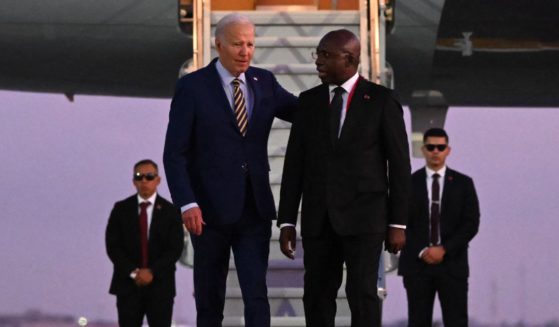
left=364, top=94, right=370, bottom=100
left=253, top=77, right=258, bottom=81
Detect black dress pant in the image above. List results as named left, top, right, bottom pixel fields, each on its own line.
left=403, top=267, right=469, bottom=327
left=302, top=218, right=384, bottom=327
left=116, top=287, right=174, bottom=327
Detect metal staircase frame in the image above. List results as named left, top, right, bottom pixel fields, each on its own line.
left=190, top=0, right=390, bottom=87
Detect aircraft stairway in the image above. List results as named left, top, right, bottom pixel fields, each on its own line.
left=210, top=9, right=360, bottom=326
left=183, top=2, right=388, bottom=323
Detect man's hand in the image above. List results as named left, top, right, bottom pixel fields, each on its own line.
left=279, top=226, right=297, bottom=260
left=135, top=268, right=154, bottom=286
left=182, top=207, right=205, bottom=236
left=421, top=246, right=446, bottom=264
left=385, top=227, right=406, bottom=254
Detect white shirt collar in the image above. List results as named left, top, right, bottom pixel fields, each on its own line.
left=216, top=59, right=246, bottom=85
left=329, top=72, right=359, bottom=94
left=137, top=193, right=157, bottom=205
left=426, top=166, right=447, bottom=178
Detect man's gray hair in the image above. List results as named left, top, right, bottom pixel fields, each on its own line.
left=215, top=13, right=255, bottom=39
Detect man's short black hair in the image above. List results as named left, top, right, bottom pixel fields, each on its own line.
left=423, top=128, right=449, bottom=143
left=134, top=159, right=158, bottom=171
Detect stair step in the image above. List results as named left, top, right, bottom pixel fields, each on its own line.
left=212, top=11, right=359, bottom=25
left=222, top=316, right=352, bottom=327
left=254, top=36, right=321, bottom=47
left=227, top=259, right=305, bottom=288
left=226, top=287, right=348, bottom=299
left=224, top=287, right=350, bottom=317
left=254, top=63, right=316, bottom=74
left=205, top=9, right=363, bottom=326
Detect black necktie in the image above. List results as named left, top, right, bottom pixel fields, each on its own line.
left=139, top=201, right=151, bottom=268
left=430, top=174, right=440, bottom=245
left=330, top=86, right=344, bottom=143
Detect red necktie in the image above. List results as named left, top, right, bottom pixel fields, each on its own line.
left=139, top=201, right=151, bottom=268
left=430, top=174, right=440, bottom=245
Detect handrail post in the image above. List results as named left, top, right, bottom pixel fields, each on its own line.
left=203, top=0, right=211, bottom=66
left=369, top=0, right=381, bottom=85
left=359, top=0, right=370, bottom=80
left=192, top=0, right=210, bottom=70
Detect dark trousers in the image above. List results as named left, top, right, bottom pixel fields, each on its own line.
left=191, top=184, right=271, bottom=327
left=403, top=270, right=469, bottom=327
left=116, top=288, right=174, bottom=327
left=302, top=219, right=384, bottom=327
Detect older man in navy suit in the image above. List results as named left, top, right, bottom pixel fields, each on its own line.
left=163, top=13, right=297, bottom=327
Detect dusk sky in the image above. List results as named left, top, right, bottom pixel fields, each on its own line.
left=1, top=90, right=558, bottom=325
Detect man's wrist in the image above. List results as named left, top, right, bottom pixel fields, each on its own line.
left=181, top=202, right=199, bottom=214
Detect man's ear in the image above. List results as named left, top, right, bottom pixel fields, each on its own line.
left=215, top=38, right=221, bottom=52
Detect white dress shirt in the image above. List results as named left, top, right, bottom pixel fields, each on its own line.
left=137, top=192, right=157, bottom=237
left=418, top=165, right=447, bottom=257
left=131, top=192, right=157, bottom=278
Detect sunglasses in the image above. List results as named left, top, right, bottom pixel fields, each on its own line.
left=134, top=172, right=158, bottom=181
left=425, top=144, right=448, bottom=152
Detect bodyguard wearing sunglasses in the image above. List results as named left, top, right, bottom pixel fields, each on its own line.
left=105, top=159, right=184, bottom=326
left=398, top=128, right=480, bottom=327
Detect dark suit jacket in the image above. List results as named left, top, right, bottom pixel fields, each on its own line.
left=105, top=194, right=184, bottom=297
left=277, top=78, right=411, bottom=237
left=163, top=58, right=296, bottom=225
left=398, top=167, right=480, bottom=278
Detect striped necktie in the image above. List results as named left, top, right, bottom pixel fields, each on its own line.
left=232, top=78, right=248, bottom=137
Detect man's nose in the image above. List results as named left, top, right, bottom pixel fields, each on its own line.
left=239, top=45, right=249, bottom=55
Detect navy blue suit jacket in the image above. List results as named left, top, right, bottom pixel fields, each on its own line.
left=163, top=59, right=297, bottom=225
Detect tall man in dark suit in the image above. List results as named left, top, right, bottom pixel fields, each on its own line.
left=277, top=29, right=411, bottom=327
left=105, top=159, right=184, bottom=327
left=398, top=128, right=480, bottom=327
left=163, top=13, right=297, bottom=327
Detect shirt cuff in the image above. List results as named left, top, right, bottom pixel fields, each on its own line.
left=418, top=247, right=428, bottom=258
left=389, top=224, right=406, bottom=229
left=279, top=223, right=295, bottom=228
left=181, top=202, right=199, bottom=213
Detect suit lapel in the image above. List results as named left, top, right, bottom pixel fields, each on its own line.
left=440, top=167, right=455, bottom=224
left=148, top=196, right=161, bottom=241
left=337, top=79, right=373, bottom=146
left=206, top=60, right=242, bottom=132
left=245, top=68, right=260, bottom=137
left=313, top=85, right=335, bottom=149
left=128, top=197, right=141, bottom=250
left=417, top=168, right=430, bottom=219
